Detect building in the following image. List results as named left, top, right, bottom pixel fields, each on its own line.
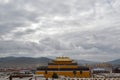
left=36, top=57, right=90, bottom=78
left=113, top=67, right=120, bottom=73
left=91, top=68, right=111, bottom=74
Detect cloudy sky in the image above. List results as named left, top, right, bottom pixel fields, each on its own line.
left=0, top=0, right=120, bottom=61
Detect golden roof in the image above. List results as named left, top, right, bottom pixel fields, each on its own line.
left=54, top=57, right=72, bottom=61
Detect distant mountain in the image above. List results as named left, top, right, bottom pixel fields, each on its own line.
left=76, top=60, right=97, bottom=65
left=77, top=59, right=120, bottom=65
left=0, top=57, right=52, bottom=68
left=107, top=59, right=120, bottom=64
left=0, top=57, right=119, bottom=68
left=0, top=57, right=97, bottom=68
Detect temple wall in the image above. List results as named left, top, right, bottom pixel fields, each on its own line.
left=53, top=61, right=72, bottom=64
left=36, top=71, right=90, bottom=78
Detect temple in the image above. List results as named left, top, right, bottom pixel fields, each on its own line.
left=36, top=57, right=90, bottom=78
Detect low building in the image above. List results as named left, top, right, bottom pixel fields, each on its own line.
left=36, top=57, right=90, bottom=78
left=91, top=68, right=111, bottom=74
left=113, top=67, right=120, bottom=73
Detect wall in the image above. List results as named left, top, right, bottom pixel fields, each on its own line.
left=36, top=71, right=90, bottom=78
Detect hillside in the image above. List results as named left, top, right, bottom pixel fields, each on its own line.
left=108, top=59, right=120, bottom=64
left=0, top=57, right=119, bottom=68
left=0, top=57, right=51, bottom=68
left=76, top=60, right=97, bottom=65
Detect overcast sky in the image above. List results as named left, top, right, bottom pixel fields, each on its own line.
left=0, top=0, right=120, bottom=61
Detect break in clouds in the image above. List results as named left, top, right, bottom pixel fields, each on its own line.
left=0, top=0, right=120, bottom=61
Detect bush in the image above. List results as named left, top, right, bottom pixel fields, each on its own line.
left=52, top=72, right=58, bottom=79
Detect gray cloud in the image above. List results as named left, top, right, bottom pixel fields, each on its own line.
left=0, top=0, right=120, bottom=61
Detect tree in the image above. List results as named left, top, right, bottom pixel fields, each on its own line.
left=45, top=70, right=48, bottom=80
left=9, top=75, right=12, bottom=80
left=45, top=70, right=47, bottom=74
left=73, top=70, right=76, bottom=77
left=80, top=70, right=83, bottom=74
left=52, top=72, right=58, bottom=79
